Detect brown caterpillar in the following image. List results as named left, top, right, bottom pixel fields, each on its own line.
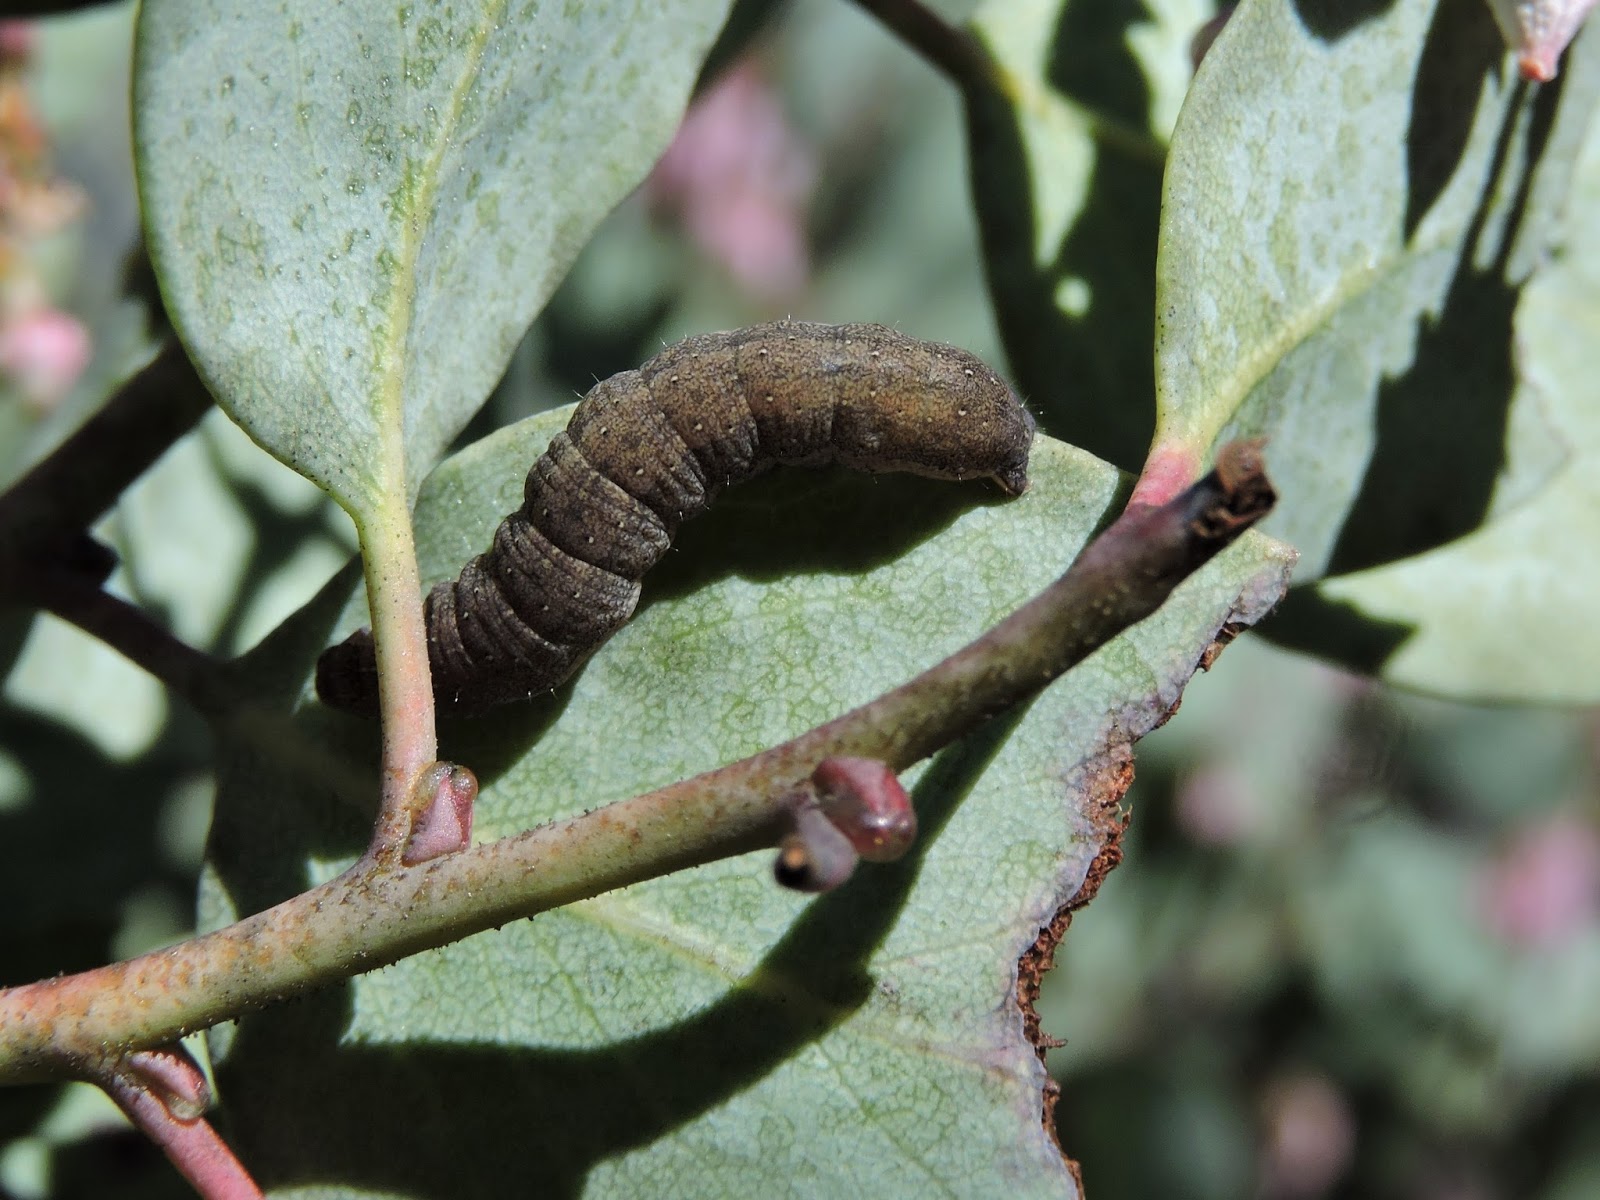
left=316, top=320, right=1034, bottom=717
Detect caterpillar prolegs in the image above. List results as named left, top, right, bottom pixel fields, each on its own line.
left=315, top=320, right=1035, bottom=717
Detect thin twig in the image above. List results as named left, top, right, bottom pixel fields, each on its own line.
left=6, top=567, right=376, bottom=808
left=846, top=0, right=997, bottom=90
left=0, top=341, right=213, bottom=562
left=849, top=0, right=1167, bottom=164
left=8, top=566, right=232, bottom=715
left=96, top=1051, right=264, bottom=1200
left=0, top=442, right=1277, bottom=1086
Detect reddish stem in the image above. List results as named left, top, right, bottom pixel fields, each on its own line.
left=97, top=1051, right=263, bottom=1200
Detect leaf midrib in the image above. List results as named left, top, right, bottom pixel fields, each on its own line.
left=371, top=2, right=508, bottom=504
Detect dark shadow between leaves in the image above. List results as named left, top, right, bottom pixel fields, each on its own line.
left=1403, top=0, right=1510, bottom=242
left=207, top=560, right=381, bottom=913
left=0, top=609, right=34, bottom=681
left=0, top=672, right=208, bottom=1190
left=219, top=709, right=1035, bottom=1198
left=1047, top=0, right=1151, bottom=129
left=199, top=427, right=358, bottom=662
left=0, top=699, right=201, bottom=981
left=1259, top=587, right=1416, bottom=678
left=1325, top=67, right=1557, bottom=576
left=0, top=1082, right=57, bottom=1156
left=1260, top=9, right=1587, bottom=679
left=965, top=7, right=1162, bottom=472
left=48, top=1126, right=188, bottom=1200
left=1290, top=0, right=1400, bottom=42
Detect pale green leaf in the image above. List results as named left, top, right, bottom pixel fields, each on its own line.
left=114, top=409, right=350, bottom=656
left=134, top=0, right=733, bottom=517
left=201, top=412, right=1290, bottom=1197
left=1299, top=86, right=1600, bottom=702
left=1155, top=0, right=1600, bottom=700
left=965, top=0, right=1203, bottom=468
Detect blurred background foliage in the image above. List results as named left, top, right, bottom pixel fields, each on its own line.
left=1, top=0, right=1597, bottom=1197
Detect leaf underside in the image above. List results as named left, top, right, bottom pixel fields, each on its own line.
left=134, top=0, right=734, bottom=519
left=1155, top=0, right=1600, bottom=701
left=203, top=415, right=1291, bottom=1199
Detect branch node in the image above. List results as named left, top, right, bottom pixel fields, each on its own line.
left=93, top=1044, right=263, bottom=1199
left=124, top=1045, right=210, bottom=1123
left=811, top=756, right=917, bottom=862
left=401, top=762, right=479, bottom=865
left=774, top=757, right=917, bottom=891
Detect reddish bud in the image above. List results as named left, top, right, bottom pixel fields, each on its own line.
left=126, top=1046, right=210, bottom=1124
left=810, top=756, right=917, bottom=863
left=402, top=763, right=478, bottom=865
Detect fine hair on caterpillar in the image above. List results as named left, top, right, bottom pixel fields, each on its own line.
left=316, top=320, right=1036, bottom=717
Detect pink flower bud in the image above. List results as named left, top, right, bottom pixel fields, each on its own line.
left=1479, top=814, right=1600, bottom=947
left=646, top=60, right=817, bottom=301
left=0, top=307, right=90, bottom=411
